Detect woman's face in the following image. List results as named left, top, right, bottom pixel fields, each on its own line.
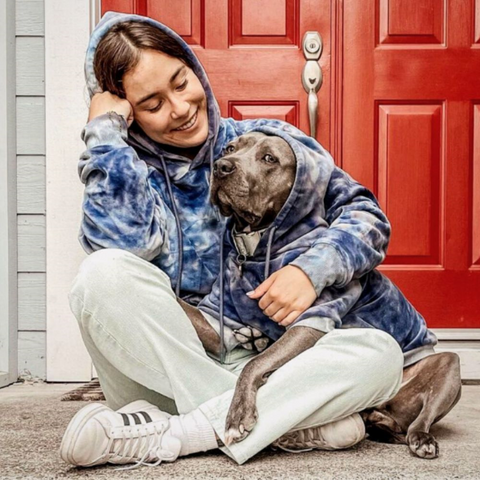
left=123, top=49, right=209, bottom=148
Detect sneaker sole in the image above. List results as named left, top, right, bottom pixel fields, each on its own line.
left=59, top=402, right=110, bottom=465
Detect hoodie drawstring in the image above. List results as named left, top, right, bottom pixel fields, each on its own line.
left=264, top=226, right=277, bottom=280
left=210, top=142, right=221, bottom=221
left=218, top=223, right=228, bottom=364
left=160, top=155, right=184, bottom=298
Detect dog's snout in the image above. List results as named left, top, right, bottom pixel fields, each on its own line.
left=213, top=159, right=236, bottom=178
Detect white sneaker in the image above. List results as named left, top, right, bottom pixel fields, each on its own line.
left=59, top=401, right=181, bottom=470
left=271, top=413, right=366, bottom=453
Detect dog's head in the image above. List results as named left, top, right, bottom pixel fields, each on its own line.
left=210, top=132, right=296, bottom=231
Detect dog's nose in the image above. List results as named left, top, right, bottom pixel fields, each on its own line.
left=213, top=159, right=236, bottom=178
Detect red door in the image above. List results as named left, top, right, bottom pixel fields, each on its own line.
left=100, top=0, right=479, bottom=330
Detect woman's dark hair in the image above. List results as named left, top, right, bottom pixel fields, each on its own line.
left=93, top=21, right=195, bottom=98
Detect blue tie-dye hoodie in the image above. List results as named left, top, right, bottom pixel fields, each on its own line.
left=79, top=11, right=436, bottom=365
left=197, top=126, right=437, bottom=366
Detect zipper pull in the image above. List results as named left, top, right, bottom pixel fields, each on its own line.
left=237, top=254, right=247, bottom=276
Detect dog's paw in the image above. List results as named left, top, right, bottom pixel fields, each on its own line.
left=407, top=431, right=439, bottom=459
left=224, top=408, right=258, bottom=446
left=233, top=327, right=270, bottom=352
left=224, top=393, right=259, bottom=446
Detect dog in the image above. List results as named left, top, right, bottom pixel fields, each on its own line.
left=177, top=132, right=462, bottom=459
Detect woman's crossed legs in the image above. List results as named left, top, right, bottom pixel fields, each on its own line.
left=68, top=248, right=403, bottom=464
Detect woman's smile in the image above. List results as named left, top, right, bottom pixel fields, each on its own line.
left=172, top=109, right=198, bottom=132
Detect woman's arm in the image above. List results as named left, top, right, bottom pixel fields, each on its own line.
left=289, top=166, right=391, bottom=296
left=78, top=111, right=171, bottom=261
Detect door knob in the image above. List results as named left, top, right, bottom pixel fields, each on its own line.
left=302, top=32, right=323, bottom=139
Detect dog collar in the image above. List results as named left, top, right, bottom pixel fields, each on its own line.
left=232, top=224, right=268, bottom=257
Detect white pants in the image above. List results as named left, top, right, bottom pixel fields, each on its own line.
left=68, top=248, right=404, bottom=465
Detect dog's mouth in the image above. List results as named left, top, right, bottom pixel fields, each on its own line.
left=214, top=188, right=261, bottom=228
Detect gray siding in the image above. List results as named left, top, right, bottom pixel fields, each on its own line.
left=16, top=0, right=46, bottom=379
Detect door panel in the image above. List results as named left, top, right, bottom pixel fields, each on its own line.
left=343, top=0, right=480, bottom=328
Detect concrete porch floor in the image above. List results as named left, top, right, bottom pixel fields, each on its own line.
left=0, top=382, right=479, bottom=480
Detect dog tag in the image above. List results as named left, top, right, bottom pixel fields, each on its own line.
left=237, top=254, right=247, bottom=276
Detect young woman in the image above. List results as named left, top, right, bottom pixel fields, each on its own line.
left=59, top=11, right=426, bottom=470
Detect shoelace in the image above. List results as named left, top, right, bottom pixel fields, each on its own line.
left=109, top=422, right=176, bottom=471
left=272, top=428, right=325, bottom=453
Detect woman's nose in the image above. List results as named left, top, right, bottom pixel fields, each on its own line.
left=169, top=95, right=190, bottom=120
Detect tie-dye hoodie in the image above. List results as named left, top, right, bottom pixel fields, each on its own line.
left=79, top=11, right=436, bottom=365
left=197, top=126, right=437, bottom=367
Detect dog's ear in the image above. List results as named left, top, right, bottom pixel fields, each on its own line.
left=277, top=139, right=296, bottom=167
left=269, top=138, right=296, bottom=185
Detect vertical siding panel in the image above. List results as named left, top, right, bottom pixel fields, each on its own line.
left=16, top=97, right=45, bottom=155
left=16, top=37, right=45, bottom=96
left=17, top=156, right=45, bottom=214
left=18, top=273, right=46, bottom=330
left=18, top=331, right=46, bottom=379
left=16, top=0, right=44, bottom=36
left=17, top=214, right=46, bottom=273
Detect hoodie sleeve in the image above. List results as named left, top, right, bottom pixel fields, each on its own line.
left=289, top=166, right=391, bottom=296
left=288, top=280, right=362, bottom=334
left=78, top=112, right=170, bottom=261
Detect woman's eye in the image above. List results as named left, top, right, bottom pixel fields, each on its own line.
left=177, top=79, right=188, bottom=91
left=147, top=103, right=162, bottom=113
left=225, top=145, right=235, bottom=154
left=263, top=154, right=277, bottom=163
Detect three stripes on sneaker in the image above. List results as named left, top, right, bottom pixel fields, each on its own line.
left=120, top=411, right=153, bottom=426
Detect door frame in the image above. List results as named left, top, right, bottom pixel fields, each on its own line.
left=0, top=0, right=18, bottom=389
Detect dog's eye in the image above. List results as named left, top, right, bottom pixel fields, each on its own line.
left=225, top=145, right=235, bottom=154
left=263, top=154, right=277, bottom=163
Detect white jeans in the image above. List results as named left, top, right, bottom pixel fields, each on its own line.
left=68, top=248, right=404, bottom=465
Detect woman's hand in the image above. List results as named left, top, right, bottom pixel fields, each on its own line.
left=246, top=265, right=317, bottom=327
left=88, top=91, right=134, bottom=127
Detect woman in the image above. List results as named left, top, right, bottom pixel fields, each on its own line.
left=60, top=11, right=408, bottom=470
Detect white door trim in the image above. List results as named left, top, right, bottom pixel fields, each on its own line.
left=431, top=330, right=480, bottom=380
left=0, top=0, right=18, bottom=388
left=45, top=0, right=94, bottom=381
left=432, top=329, right=480, bottom=341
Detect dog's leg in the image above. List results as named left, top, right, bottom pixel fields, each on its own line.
left=362, top=352, right=462, bottom=460
left=176, top=298, right=222, bottom=356
left=405, top=352, right=461, bottom=459
left=224, top=326, right=324, bottom=446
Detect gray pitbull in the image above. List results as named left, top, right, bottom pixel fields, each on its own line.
left=177, top=132, right=462, bottom=458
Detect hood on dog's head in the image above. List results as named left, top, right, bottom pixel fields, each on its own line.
left=210, top=132, right=296, bottom=232
left=219, top=126, right=335, bottom=257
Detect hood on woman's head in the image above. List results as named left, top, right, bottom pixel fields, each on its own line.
left=84, top=11, right=221, bottom=154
